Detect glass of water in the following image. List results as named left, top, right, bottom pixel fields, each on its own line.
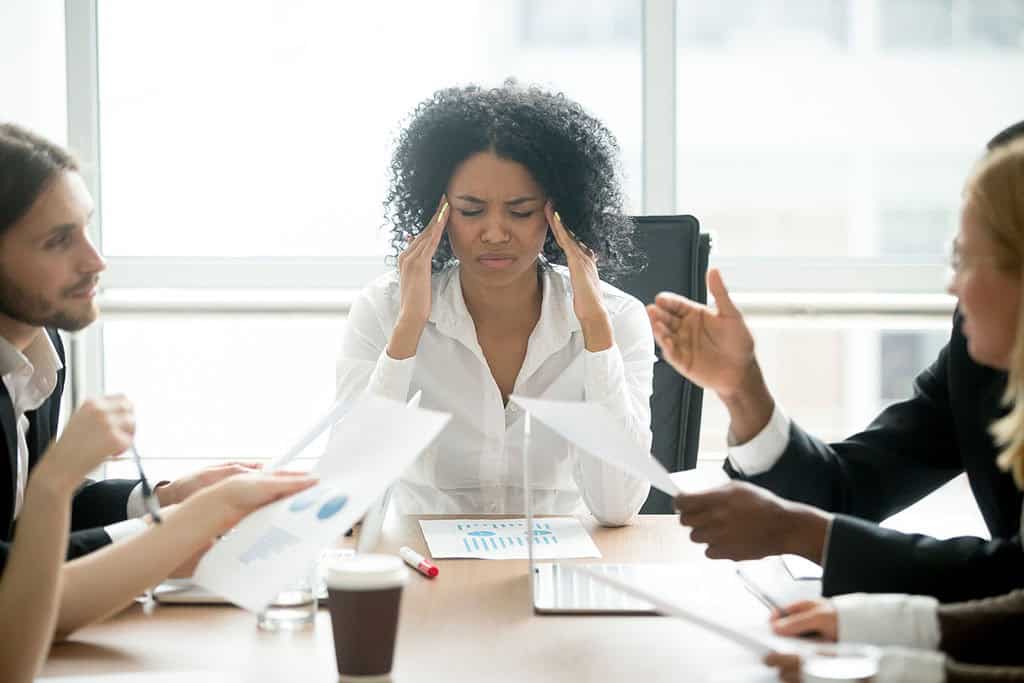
left=257, top=567, right=318, bottom=631
left=802, top=643, right=881, bottom=683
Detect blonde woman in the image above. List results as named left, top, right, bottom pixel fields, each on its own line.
left=0, top=396, right=316, bottom=683
left=766, top=138, right=1024, bottom=682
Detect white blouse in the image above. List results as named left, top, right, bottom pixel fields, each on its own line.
left=336, top=263, right=654, bottom=525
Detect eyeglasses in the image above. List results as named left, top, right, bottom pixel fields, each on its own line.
left=946, top=238, right=1009, bottom=277
left=130, top=442, right=162, bottom=524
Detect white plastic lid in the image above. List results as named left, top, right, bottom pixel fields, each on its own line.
left=326, top=553, right=408, bottom=591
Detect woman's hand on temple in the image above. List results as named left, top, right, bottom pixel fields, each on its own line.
left=545, top=201, right=613, bottom=352
left=389, top=195, right=450, bottom=360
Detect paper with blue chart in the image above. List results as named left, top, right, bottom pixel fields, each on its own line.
left=193, top=394, right=451, bottom=612
left=419, top=518, right=601, bottom=560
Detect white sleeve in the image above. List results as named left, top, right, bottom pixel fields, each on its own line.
left=336, top=285, right=415, bottom=405
left=726, top=404, right=791, bottom=476
left=834, top=593, right=942, bottom=649
left=125, top=481, right=147, bottom=519
left=103, top=518, right=148, bottom=543
left=875, top=647, right=946, bottom=683
left=573, top=299, right=653, bottom=527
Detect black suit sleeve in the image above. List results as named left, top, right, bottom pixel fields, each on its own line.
left=824, top=516, right=1024, bottom=601
left=725, top=341, right=1022, bottom=600
left=70, top=478, right=139, bottom=530
left=727, top=342, right=963, bottom=519
left=0, top=527, right=113, bottom=577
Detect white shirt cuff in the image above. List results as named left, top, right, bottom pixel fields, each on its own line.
left=368, top=350, right=416, bottom=402
left=876, top=647, right=946, bottom=683
left=726, top=404, right=791, bottom=476
left=835, top=593, right=941, bottom=649
left=582, top=344, right=625, bottom=404
left=125, top=481, right=148, bottom=518
left=103, top=518, right=148, bottom=543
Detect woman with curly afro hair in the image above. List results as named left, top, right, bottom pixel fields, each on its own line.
left=336, top=83, right=654, bottom=525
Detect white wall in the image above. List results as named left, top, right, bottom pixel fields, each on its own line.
left=0, top=0, right=67, bottom=142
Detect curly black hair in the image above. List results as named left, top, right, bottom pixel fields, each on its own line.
left=383, top=82, right=645, bottom=283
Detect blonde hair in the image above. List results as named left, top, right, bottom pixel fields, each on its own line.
left=973, top=139, right=1024, bottom=487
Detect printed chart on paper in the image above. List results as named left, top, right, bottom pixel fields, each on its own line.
left=418, top=517, right=601, bottom=560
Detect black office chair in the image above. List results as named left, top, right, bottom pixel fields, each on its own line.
left=617, top=215, right=711, bottom=513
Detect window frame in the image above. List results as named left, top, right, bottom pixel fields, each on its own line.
left=65, top=0, right=956, bottom=411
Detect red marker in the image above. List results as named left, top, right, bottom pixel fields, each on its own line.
left=399, top=546, right=439, bottom=578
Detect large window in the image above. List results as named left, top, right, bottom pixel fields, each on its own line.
left=676, top=0, right=1024, bottom=458
left=66, top=1, right=1024, bottom=471
left=101, top=314, right=343, bottom=479
left=698, top=318, right=950, bottom=458
left=676, top=0, right=1024, bottom=267
left=96, top=0, right=642, bottom=258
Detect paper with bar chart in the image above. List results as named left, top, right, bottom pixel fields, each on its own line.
left=419, top=518, right=601, bottom=560
left=193, top=394, right=450, bottom=612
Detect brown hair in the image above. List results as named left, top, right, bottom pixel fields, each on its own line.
left=0, top=123, right=79, bottom=234
left=973, top=139, right=1024, bottom=487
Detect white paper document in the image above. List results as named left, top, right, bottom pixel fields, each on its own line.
left=671, top=466, right=730, bottom=494
left=265, top=398, right=352, bottom=472
left=419, top=517, right=601, bottom=560
left=737, top=556, right=822, bottom=608
left=509, top=396, right=681, bottom=497
left=572, top=564, right=778, bottom=655
left=781, top=553, right=824, bottom=580
left=193, top=394, right=450, bottom=612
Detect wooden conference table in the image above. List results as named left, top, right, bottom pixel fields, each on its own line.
left=42, top=515, right=782, bottom=682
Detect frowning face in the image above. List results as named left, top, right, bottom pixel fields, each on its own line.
left=445, top=151, right=549, bottom=287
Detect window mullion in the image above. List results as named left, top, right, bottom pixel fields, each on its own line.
left=642, top=0, right=676, bottom=214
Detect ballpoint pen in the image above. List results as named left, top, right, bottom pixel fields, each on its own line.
left=736, top=567, right=824, bottom=638
left=130, top=441, right=162, bottom=524
left=736, top=568, right=788, bottom=616
left=130, top=440, right=162, bottom=614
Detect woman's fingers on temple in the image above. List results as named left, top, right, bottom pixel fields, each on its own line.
left=402, top=196, right=448, bottom=253
left=546, top=202, right=576, bottom=252
left=547, top=209, right=566, bottom=248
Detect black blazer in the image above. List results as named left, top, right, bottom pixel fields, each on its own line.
left=728, top=311, right=1024, bottom=602
left=0, top=328, right=138, bottom=574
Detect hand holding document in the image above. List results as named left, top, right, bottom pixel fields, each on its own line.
left=508, top=396, right=680, bottom=496
left=193, top=394, right=450, bottom=612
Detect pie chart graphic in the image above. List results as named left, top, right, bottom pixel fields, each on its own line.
left=288, top=490, right=320, bottom=513
left=317, top=495, right=349, bottom=520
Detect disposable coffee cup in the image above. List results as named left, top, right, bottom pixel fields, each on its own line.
left=326, top=553, right=409, bottom=681
left=802, top=643, right=881, bottom=683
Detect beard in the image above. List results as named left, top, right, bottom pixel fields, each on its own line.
left=0, top=269, right=98, bottom=332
